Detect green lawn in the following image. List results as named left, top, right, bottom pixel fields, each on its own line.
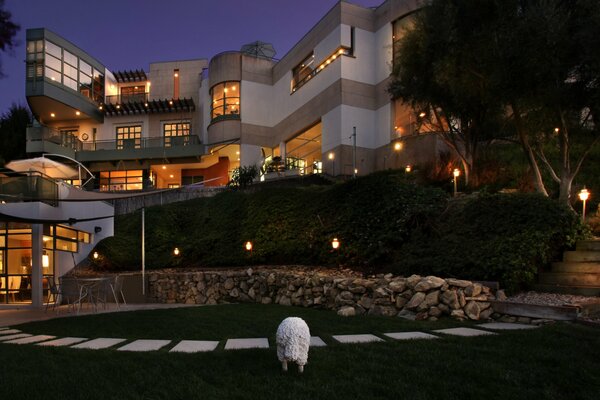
left=1, top=304, right=599, bottom=400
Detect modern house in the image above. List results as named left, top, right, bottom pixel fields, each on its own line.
left=1, top=0, right=451, bottom=307
left=22, top=0, right=444, bottom=189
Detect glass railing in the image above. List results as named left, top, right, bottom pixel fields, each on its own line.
left=27, top=125, right=83, bottom=151
left=0, top=173, right=58, bottom=206
left=81, top=135, right=201, bottom=151
left=105, top=93, right=149, bottom=105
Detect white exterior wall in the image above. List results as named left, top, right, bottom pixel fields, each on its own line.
left=94, top=115, right=150, bottom=142
left=340, top=27, right=377, bottom=85
left=374, top=23, right=394, bottom=83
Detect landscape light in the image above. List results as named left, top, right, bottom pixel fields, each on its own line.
left=331, top=238, right=340, bottom=250
left=93, top=251, right=99, bottom=260
left=579, top=188, right=590, bottom=220
left=394, top=142, right=402, bottom=151
left=405, top=165, right=412, bottom=173
left=245, top=241, right=253, bottom=251
left=173, top=247, right=180, bottom=256
left=453, top=168, right=460, bottom=197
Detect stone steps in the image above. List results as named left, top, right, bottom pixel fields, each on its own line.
left=536, top=240, right=600, bottom=296
left=538, top=272, right=600, bottom=286
left=577, top=240, right=600, bottom=251
left=551, top=262, right=600, bottom=273
left=532, top=283, right=600, bottom=297
left=563, top=251, right=600, bottom=262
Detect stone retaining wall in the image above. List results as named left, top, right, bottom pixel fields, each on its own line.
left=148, top=268, right=502, bottom=321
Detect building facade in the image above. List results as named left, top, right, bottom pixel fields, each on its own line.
left=23, top=0, right=445, bottom=189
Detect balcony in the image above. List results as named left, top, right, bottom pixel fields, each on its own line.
left=0, top=173, right=58, bottom=206
left=27, top=125, right=204, bottom=162
left=77, top=135, right=203, bottom=162
left=105, top=93, right=149, bottom=105
left=26, top=125, right=82, bottom=158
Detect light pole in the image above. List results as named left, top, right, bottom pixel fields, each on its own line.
left=579, top=188, right=590, bottom=220
left=351, top=127, right=357, bottom=178
left=453, top=168, right=460, bottom=197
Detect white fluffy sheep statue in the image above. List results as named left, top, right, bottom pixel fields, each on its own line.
left=276, top=317, right=311, bottom=373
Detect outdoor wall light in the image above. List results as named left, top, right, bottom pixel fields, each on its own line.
left=245, top=241, right=253, bottom=252
left=453, top=168, right=460, bottom=197
left=328, top=152, right=335, bottom=160
left=405, top=165, right=412, bottom=173
left=394, top=142, right=402, bottom=151
left=93, top=251, right=99, bottom=260
left=331, top=238, right=340, bottom=250
left=173, top=247, right=180, bottom=256
left=418, top=112, right=427, bottom=118
left=579, top=188, right=590, bottom=220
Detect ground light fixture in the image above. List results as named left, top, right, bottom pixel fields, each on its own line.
left=453, top=168, right=460, bottom=197
left=331, top=238, right=340, bottom=250
left=405, top=165, right=412, bottom=173
left=579, top=187, right=590, bottom=220
left=93, top=251, right=99, bottom=260
left=245, top=241, right=253, bottom=252
left=173, top=247, right=180, bottom=256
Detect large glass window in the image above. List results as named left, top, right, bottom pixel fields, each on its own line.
left=120, top=85, right=146, bottom=103
left=116, top=125, right=142, bottom=150
left=291, top=52, right=315, bottom=90
left=392, top=14, right=415, bottom=68
left=99, top=170, right=144, bottom=191
left=26, top=38, right=104, bottom=104
left=163, top=122, right=191, bottom=147
left=210, top=81, right=240, bottom=121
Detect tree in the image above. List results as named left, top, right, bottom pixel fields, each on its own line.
left=0, top=0, right=19, bottom=78
left=0, top=104, right=31, bottom=165
left=388, top=1, right=507, bottom=187
left=389, top=0, right=600, bottom=204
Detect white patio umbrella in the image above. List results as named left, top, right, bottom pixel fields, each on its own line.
left=6, top=157, right=79, bottom=179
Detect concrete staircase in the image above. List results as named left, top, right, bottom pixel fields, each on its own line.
left=535, top=240, right=600, bottom=296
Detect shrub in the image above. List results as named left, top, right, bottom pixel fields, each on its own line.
left=395, top=193, right=587, bottom=291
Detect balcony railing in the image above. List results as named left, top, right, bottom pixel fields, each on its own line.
left=105, top=93, right=149, bottom=105
left=27, top=125, right=83, bottom=151
left=0, top=173, right=58, bottom=206
left=81, top=135, right=201, bottom=151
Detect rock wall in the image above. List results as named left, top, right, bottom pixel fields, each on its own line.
left=148, top=267, right=501, bottom=321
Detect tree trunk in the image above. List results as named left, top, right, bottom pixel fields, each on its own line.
left=511, top=103, right=548, bottom=196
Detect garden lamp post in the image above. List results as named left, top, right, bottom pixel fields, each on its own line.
left=579, top=188, right=590, bottom=220
left=331, top=238, right=340, bottom=250
left=453, top=168, right=460, bottom=197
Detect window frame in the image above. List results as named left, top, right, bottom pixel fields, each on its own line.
left=210, top=81, right=240, bottom=122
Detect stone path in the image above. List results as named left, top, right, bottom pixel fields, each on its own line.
left=0, top=322, right=539, bottom=353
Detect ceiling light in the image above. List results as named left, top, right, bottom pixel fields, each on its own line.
left=50, top=113, right=55, bottom=118
left=170, top=174, right=174, bottom=178
left=75, top=111, right=81, bottom=116
left=162, top=165, right=166, bottom=170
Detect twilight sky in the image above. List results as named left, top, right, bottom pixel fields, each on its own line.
left=0, top=0, right=383, bottom=116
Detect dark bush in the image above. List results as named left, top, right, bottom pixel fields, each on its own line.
left=395, top=193, right=586, bottom=291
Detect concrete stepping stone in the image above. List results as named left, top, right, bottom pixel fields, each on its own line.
left=4, top=335, right=56, bottom=344
left=0, top=327, right=10, bottom=331
left=224, top=338, right=269, bottom=350
left=0, top=333, right=32, bottom=342
left=117, top=340, right=171, bottom=352
left=310, top=336, right=327, bottom=347
left=0, top=329, right=21, bottom=335
left=71, top=338, right=127, bottom=350
left=477, top=322, right=539, bottom=330
left=332, top=334, right=384, bottom=344
left=170, top=340, right=219, bottom=353
left=433, top=327, right=497, bottom=337
left=37, top=337, right=89, bottom=347
left=384, top=332, right=439, bottom=340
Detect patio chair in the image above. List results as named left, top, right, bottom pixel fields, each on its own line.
left=110, top=275, right=127, bottom=309
left=8, top=276, right=21, bottom=302
left=45, top=277, right=61, bottom=313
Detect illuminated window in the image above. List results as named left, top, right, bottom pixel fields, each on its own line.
left=120, top=86, right=146, bottom=103
left=26, top=39, right=104, bottom=104
left=116, top=125, right=142, bottom=150
left=210, top=81, right=240, bottom=121
left=291, top=52, right=315, bottom=90
left=392, top=14, right=415, bottom=67
left=99, top=170, right=144, bottom=191
left=163, top=122, right=191, bottom=147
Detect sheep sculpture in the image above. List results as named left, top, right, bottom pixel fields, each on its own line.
left=276, top=317, right=311, bottom=373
